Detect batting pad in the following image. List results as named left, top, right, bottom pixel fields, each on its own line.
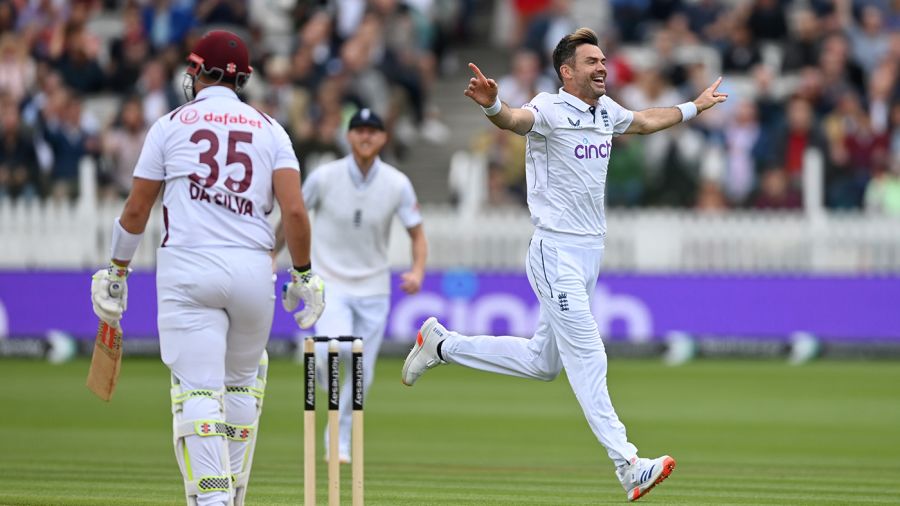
left=227, top=350, right=268, bottom=506
left=171, top=379, right=234, bottom=506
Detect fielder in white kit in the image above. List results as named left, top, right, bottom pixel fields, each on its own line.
left=401, top=28, right=727, bottom=502
left=275, top=108, right=427, bottom=462
left=89, top=31, right=325, bottom=506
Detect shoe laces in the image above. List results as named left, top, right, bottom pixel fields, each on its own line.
left=620, top=458, right=650, bottom=486
left=630, top=458, right=663, bottom=485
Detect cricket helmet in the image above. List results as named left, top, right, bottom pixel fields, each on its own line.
left=183, top=30, right=253, bottom=100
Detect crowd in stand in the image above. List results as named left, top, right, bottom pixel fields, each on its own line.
left=0, top=0, right=897, bottom=215
left=484, top=0, right=900, bottom=213
left=0, top=0, right=465, bottom=202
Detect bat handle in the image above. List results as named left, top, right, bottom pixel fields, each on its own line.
left=108, top=281, right=124, bottom=298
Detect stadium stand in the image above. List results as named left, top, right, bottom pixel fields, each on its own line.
left=0, top=0, right=898, bottom=271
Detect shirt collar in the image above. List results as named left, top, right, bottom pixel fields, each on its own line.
left=195, top=86, right=239, bottom=100
left=347, top=155, right=381, bottom=187
left=558, top=88, right=596, bottom=113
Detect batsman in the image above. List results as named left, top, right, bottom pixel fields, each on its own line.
left=89, top=31, right=325, bottom=506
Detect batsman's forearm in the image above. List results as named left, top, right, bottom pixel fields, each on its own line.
left=282, top=210, right=311, bottom=268
left=272, top=219, right=286, bottom=255
left=113, top=198, right=152, bottom=267
left=118, top=177, right=162, bottom=235
left=119, top=198, right=152, bottom=234
left=112, top=178, right=163, bottom=266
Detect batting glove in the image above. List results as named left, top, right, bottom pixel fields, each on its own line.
left=282, top=267, right=325, bottom=329
left=91, top=262, right=130, bottom=327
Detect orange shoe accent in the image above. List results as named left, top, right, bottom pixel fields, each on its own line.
left=631, top=457, right=676, bottom=502
left=416, top=331, right=423, bottom=347
left=660, top=457, right=675, bottom=479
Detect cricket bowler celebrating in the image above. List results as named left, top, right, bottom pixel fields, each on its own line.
left=90, top=30, right=325, bottom=506
left=401, top=27, right=727, bottom=502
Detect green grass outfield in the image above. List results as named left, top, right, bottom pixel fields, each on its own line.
left=1, top=357, right=899, bottom=505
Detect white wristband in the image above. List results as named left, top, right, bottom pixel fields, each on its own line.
left=481, top=97, right=502, bottom=116
left=676, top=102, right=697, bottom=122
left=110, top=218, right=143, bottom=261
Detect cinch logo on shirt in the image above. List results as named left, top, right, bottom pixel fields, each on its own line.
left=202, top=112, right=263, bottom=129
left=574, top=138, right=612, bottom=159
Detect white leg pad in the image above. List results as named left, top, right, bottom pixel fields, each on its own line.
left=171, top=377, right=234, bottom=506
left=228, top=351, right=268, bottom=506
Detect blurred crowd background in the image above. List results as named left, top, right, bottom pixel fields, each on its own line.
left=0, top=0, right=897, bottom=215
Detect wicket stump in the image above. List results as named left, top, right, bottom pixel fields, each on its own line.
left=304, top=336, right=364, bottom=506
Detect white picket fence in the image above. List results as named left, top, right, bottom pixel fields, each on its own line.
left=389, top=206, right=900, bottom=273
left=2, top=158, right=900, bottom=272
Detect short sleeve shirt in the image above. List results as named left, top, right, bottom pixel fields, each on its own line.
left=133, top=86, right=299, bottom=250
left=521, top=88, right=633, bottom=237
left=303, top=155, right=421, bottom=296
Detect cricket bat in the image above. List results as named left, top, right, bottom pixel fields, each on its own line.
left=86, top=321, right=123, bottom=401
left=86, top=280, right=125, bottom=401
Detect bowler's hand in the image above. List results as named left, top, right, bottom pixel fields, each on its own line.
left=464, top=63, right=499, bottom=107
left=694, top=76, right=729, bottom=114
left=399, top=270, right=423, bottom=294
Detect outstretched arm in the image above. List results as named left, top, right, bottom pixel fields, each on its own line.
left=626, top=77, right=729, bottom=135
left=464, top=63, right=535, bottom=136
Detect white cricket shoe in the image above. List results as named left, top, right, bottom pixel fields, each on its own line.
left=616, top=455, right=676, bottom=502
left=323, top=452, right=351, bottom=464
left=323, top=432, right=351, bottom=464
left=401, top=317, right=446, bottom=386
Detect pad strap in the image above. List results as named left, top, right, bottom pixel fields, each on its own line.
left=184, top=474, right=232, bottom=495
left=175, top=420, right=254, bottom=441
left=172, top=387, right=222, bottom=404
left=171, top=386, right=225, bottom=415
left=225, top=384, right=265, bottom=399
left=233, top=472, right=249, bottom=489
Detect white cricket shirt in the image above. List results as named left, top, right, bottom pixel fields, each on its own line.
left=303, top=155, right=422, bottom=296
left=133, top=86, right=299, bottom=250
left=522, top=88, right=633, bottom=237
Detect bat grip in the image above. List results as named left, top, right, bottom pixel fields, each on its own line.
left=108, top=281, right=124, bottom=298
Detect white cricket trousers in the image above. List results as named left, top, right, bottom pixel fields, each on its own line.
left=157, top=246, right=275, bottom=506
left=312, top=286, right=390, bottom=457
left=442, top=229, right=638, bottom=467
